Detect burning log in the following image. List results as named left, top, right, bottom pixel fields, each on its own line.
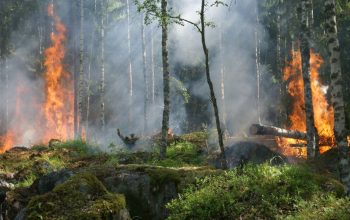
left=250, top=124, right=335, bottom=146
left=250, top=124, right=307, bottom=140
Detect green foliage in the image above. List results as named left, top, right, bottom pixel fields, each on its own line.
left=285, top=195, right=350, bottom=220
left=54, top=139, right=101, bottom=156
left=166, top=164, right=346, bottom=220
left=170, top=77, right=190, bottom=104
left=150, top=141, right=205, bottom=167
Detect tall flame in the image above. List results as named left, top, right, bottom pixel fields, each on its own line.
left=278, top=50, right=335, bottom=157
left=41, top=4, right=74, bottom=142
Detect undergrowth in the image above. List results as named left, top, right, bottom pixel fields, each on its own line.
left=166, top=164, right=347, bottom=220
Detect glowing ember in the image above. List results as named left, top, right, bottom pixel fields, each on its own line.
left=278, top=50, right=335, bottom=157
left=41, top=4, right=74, bottom=142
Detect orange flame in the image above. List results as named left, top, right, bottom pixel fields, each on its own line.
left=278, top=50, right=334, bottom=157
left=0, top=131, right=16, bottom=153
left=41, top=3, right=74, bottom=142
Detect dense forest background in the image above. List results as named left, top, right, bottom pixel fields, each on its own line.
left=0, top=0, right=349, bottom=148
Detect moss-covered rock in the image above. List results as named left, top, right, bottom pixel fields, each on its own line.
left=85, top=164, right=221, bottom=220
left=25, top=173, right=130, bottom=220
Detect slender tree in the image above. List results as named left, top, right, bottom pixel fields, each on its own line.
left=255, top=2, right=262, bottom=124
left=126, top=0, right=134, bottom=126
left=325, top=0, right=350, bottom=193
left=100, top=0, right=106, bottom=132
left=160, top=0, right=170, bottom=159
left=300, top=0, right=318, bottom=159
left=151, top=28, right=156, bottom=104
left=141, top=13, right=149, bottom=134
left=199, top=0, right=227, bottom=168
left=219, top=26, right=227, bottom=135
left=78, top=0, right=86, bottom=138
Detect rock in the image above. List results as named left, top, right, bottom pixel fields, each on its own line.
left=224, top=141, right=286, bottom=169
left=103, top=170, right=178, bottom=220
left=32, top=169, right=74, bottom=194
left=25, top=173, right=131, bottom=220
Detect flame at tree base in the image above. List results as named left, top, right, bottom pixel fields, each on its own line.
left=41, top=3, right=74, bottom=143
left=278, top=50, right=335, bottom=157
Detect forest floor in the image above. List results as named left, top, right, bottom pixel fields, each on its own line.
left=0, top=132, right=349, bottom=219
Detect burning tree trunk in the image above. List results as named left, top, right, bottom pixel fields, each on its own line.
left=300, top=0, right=318, bottom=159
left=141, top=13, right=149, bottom=135
left=250, top=124, right=335, bottom=146
left=325, top=0, right=350, bottom=193
left=100, top=0, right=106, bottom=132
left=250, top=124, right=307, bottom=140
left=160, top=0, right=170, bottom=159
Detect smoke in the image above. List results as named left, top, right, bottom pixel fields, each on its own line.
left=0, top=0, right=274, bottom=151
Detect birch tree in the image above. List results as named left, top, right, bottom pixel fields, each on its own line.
left=126, top=0, right=134, bottom=125
left=325, top=0, right=350, bottom=193
left=300, top=0, right=318, bottom=159
left=141, top=13, right=149, bottom=134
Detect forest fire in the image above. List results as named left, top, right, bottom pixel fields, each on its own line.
left=41, top=4, right=74, bottom=142
left=0, top=4, right=73, bottom=152
left=278, top=50, right=335, bottom=157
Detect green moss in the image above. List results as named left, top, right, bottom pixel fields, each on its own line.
left=149, top=141, right=206, bottom=167
left=285, top=195, right=350, bottom=220
left=26, top=173, right=127, bottom=220
left=166, top=164, right=347, bottom=220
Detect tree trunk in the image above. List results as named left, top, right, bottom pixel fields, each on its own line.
left=200, top=0, right=227, bottom=169
left=160, top=0, right=170, bottom=160
left=78, top=0, right=86, bottom=138
left=151, top=28, right=156, bottom=104
left=219, top=26, right=227, bottom=135
left=86, top=5, right=97, bottom=139
left=250, top=124, right=307, bottom=139
left=100, top=0, right=106, bottom=133
left=141, top=13, right=149, bottom=135
left=300, top=0, right=318, bottom=159
left=4, top=58, right=8, bottom=133
left=325, top=0, right=350, bottom=193
left=126, top=0, right=133, bottom=126
left=250, top=124, right=334, bottom=146
left=309, top=0, right=314, bottom=37
left=276, top=0, right=284, bottom=126
left=0, top=59, right=4, bottom=134
left=255, top=2, right=262, bottom=124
